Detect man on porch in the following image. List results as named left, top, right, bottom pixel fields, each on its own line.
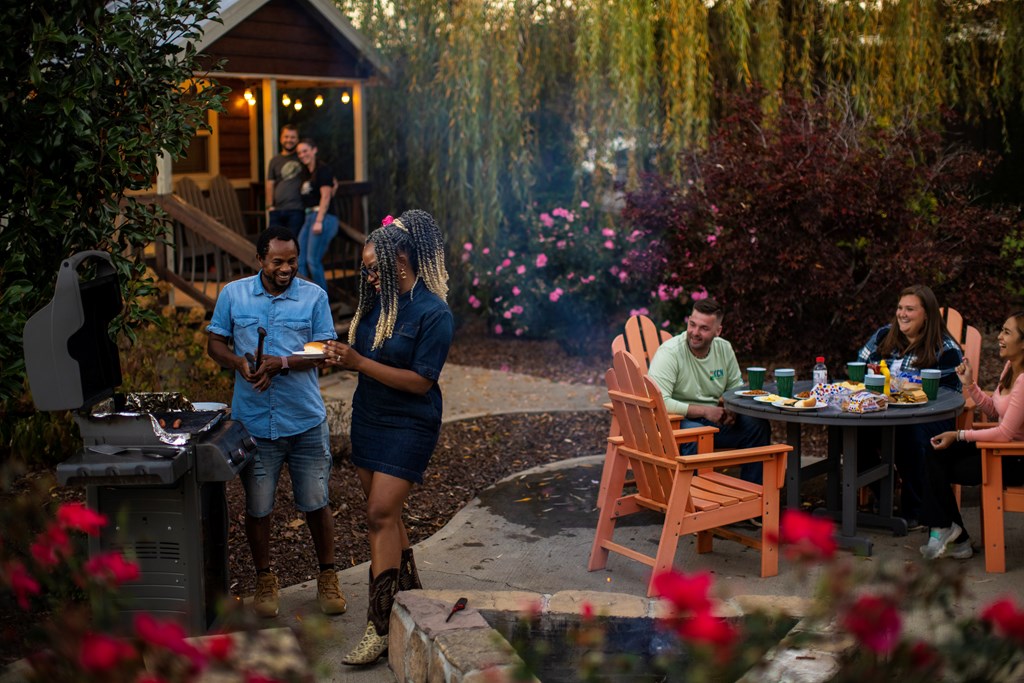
left=266, top=124, right=305, bottom=234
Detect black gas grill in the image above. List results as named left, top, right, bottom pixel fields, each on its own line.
left=23, top=251, right=256, bottom=634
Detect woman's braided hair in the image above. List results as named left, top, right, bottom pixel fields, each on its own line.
left=348, top=209, right=448, bottom=350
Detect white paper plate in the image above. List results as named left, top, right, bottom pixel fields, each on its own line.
left=773, top=399, right=825, bottom=411
left=193, top=402, right=227, bottom=411
left=293, top=350, right=327, bottom=359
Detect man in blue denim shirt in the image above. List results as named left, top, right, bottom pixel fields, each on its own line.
left=207, top=225, right=346, bottom=619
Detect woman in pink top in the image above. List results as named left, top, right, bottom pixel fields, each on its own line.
left=919, top=312, right=1024, bottom=560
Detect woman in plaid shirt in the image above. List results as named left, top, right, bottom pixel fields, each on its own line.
left=856, top=284, right=964, bottom=530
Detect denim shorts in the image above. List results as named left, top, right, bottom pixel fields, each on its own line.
left=241, top=420, right=331, bottom=517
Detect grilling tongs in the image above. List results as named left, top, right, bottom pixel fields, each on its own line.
left=246, top=327, right=268, bottom=374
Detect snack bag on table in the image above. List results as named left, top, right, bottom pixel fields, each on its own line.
left=810, top=382, right=852, bottom=407
left=840, top=390, right=888, bottom=413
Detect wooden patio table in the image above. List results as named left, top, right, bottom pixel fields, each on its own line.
left=724, top=380, right=964, bottom=555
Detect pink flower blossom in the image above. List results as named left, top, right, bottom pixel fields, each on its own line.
left=512, top=286, right=521, bottom=296
left=381, top=215, right=394, bottom=226
left=57, top=502, right=107, bottom=536
left=30, top=524, right=70, bottom=569
left=981, top=597, right=1024, bottom=645
left=494, top=324, right=503, bottom=335
left=205, top=634, right=234, bottom=661
left=539, top=213, right=554, bottom=228
left=710, top=204, right=719, bottom=214
left=556, top=240, right=567, bottom=249
left=501, top=258, right=511, bottom=268
left=604, top=240, right=615, bottom=249
left=549, top=288, right=564, bottom=302
left=5, top=560, right=40, bottom=609
left=601, top=228, right=615, bottom=237
left=842, top=595, right=901, bottom=654
left=618, top=271, right=628, bottom=282
left=662, top=320, right=671, bottom=328
left=493, top=295, right=503, bottom=303
left=508, top=250, right=515, bottom=258
left=535, top=254, right=548, bottom=268
left=463, top=242, right=473, bottom=251
left=461, top=252, right=470, bottom=263
left=482, top=247, right=490, bottom=255
left=511, top=305, right=524, bottom=315
left=79, top=633, right=135, bottom=672
left=580, top=200, right=590, bottom=208
left=516, top=265, right=526, bottom=275
left=472, top=277, right=479, bottom=286
left=135, top=613, right=207, bottom=669
left=84, top=551, right=140, bottom=586
left=706, top=234, right=717, bottom=245
left=769, top=509, right=837, bottom=562
left=691, top=288, right=708, bottom=301
left=468, top=295, right=481, bottom=309
left=515, top=329, right=524, bottom=336
left=503, top=311, right=512, bottom=319
left=630, top=307, right=650, bottom=316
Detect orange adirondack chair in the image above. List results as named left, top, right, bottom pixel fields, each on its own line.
left=978, top=441, right=1024, bottom=572
left=941, top=307, right=983, bottom=428
left=589, top=350, right=791, bottom=596
left=597, top=315, right=674, bottom=508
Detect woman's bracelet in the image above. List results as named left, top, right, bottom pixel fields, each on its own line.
left=957, top=430, right=966, bottom=442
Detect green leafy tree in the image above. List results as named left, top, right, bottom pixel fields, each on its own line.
left=0, top=1, right=224, bottom=434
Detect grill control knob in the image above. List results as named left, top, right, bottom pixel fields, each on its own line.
left=242, top=436, right=257, bottom=451
left=231, top=448, right=248, bottom=465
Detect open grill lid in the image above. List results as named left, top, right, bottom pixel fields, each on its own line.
left=23, top=251, right=123, bottom=412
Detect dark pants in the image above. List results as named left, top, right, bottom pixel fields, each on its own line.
left=678, top=413, right=771, bottom=484
left=268, top=209, right=305, bottom=237
left=860, top=419, right=953, bottom=521
left=920, top=441, right=1024, bottom=537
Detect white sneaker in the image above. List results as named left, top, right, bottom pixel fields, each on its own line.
left=946, top=539, right=973, bottom=559
left=918, top=522, right=963, bottom=560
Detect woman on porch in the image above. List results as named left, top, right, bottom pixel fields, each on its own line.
left=296, top=138, right=338, bottom=294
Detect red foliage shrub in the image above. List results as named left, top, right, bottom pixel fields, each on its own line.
left=623, top=88, right=1018, bottom=365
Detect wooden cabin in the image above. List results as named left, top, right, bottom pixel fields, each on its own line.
left=148, top=0, right=384, bottom=320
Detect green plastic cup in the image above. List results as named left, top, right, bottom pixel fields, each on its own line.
left=864, top=373, right=885, bottom=393
left=775, top=368, right=795, bottom=398
left=847, top=361, right=866, bottom=383
left=920, top=369, right=941, bottom=401
left=747, top=367, right=766, bottom=391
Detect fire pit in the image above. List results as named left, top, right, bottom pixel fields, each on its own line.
left=23, top=250, right=257, bottom=634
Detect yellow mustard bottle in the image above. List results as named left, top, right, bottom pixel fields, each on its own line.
left=879, top=360, right=891, bottom=396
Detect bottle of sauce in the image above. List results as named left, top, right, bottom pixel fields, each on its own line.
left=879, top=360, right=891, bottom=396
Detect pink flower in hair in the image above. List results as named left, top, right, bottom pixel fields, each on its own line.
left=381, top=215, right=394, bottom=226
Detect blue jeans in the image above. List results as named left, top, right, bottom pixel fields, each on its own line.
left=677, top=413, right=771, bottom=484
left=241, top=420, right=331, bottom=517
left=297, top=213, right=339, bottom=292
left=268, top=209, right=305, bottom=237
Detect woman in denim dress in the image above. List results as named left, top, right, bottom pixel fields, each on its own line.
left=324, top=210, right=453, bottom=665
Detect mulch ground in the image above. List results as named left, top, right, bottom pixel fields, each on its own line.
left=0, top=318, right=1005, bottom=665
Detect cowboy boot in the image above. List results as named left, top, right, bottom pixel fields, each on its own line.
left=342, top=567, right=398, bottom=666
left=398, top=547, right=423, bottom=591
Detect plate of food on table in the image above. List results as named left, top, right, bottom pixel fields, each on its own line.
left=735, top=389, right=770, bottom=397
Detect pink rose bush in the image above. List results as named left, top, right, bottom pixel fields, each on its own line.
left=463, top=202, right=658, bottom=347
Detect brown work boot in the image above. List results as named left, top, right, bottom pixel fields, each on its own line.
left=317, top=568, right=348, bottom=615
left=253, top=571, right=280, bottom=618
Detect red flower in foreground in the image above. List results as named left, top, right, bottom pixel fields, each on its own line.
left=78, top=632, right=135, bottom=672
left=842, top=594, right=901, bottom=654
left=770, top=509, right=837, bottom=562
left=580, top=601, right=595, bottom=620
left=57, top=502, right=108, bottom=536
left=84, top=551, right=140, bottom=586
left=134, top=614, right=207, bottom=670
left=909, top=641, right=942, bottom=672
left=204, top=634, right=234, bottom=661
left=4, top=560, right=41, bottom=609
left=653, top=570, right=713, bottom=615
left=981, top=597, right=1024, bottom=645
left=30, top=523, right=71, bottom=569
left=674, top=608, right=738, bottom=651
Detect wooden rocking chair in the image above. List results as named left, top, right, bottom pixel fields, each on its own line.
left=978, top=441, right=1024, bottom=573
left=589, top=350, right=792, bottom=596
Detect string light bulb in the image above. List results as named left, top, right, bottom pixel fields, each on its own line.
left=341, top=90, right=351, bottom=104
left=314, top=94, right=324, bottom=107
left=243, top=88, right=255, bottom=106
left=281, top=93, right=291, bottom=107
left=294, top=99, right=303, bottom=111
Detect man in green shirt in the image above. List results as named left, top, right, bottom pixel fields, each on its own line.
left=647, top=298, right=770, bottom=483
